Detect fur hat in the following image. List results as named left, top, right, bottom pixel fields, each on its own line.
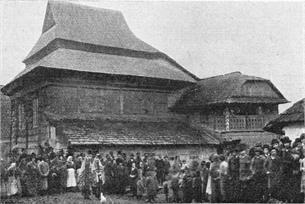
left=281, top=136, right=292, bottom=144
left=271, top=139, right=279, bottom=146
left=254, top=147, right=263, bottom=153
left=262, top=144, right=270, bottom=150
left=294, top=138, right=301, bottom=144
left=255, top=142, right=262, bottom=147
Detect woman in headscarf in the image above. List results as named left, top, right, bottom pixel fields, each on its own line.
left=38, top=157, right=49, bottom=195
left=92, top=154, right=104, bottom=198
left=18, top=158, right=28, bottom=197
left=210, top=154, right=221, bottom=203
left=6, top=162, right=19, bottom=197
left=78, top=156, right=95, bottom=200
left=66, top=155, right=77, bottom=191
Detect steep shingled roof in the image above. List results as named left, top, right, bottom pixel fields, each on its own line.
left=2, top=1, right=197, bottom=95
left=16, top=48, right=196, bottom=82
left=264, top=98, right=305, bottom=134
left=24, top=0, right=159, bottom=62
left=22, top=1, right=197, bottom=81
left=59, top=121, right=220, bottom=146
left=171, top=72, right=288, bottom=111
left=222, top=131, right=279, bottom=147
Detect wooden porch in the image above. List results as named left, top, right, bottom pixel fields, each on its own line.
left=203, top=114, right=277, bottom=131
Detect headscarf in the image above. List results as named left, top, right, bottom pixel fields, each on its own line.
left=79, top=156, right=91, bottom=176
left=67, top=156, right=73, bottom=163
left=7, top=162, right=16, bottom=171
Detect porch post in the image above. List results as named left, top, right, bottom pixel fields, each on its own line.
left=224, top=107, right=230, bottom=131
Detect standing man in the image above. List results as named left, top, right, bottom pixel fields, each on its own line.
left=129, top=162, right=138, bottom=197
left=201, top=161, right=209, bottom=202
left=155, top=155, right=165, bottom=185
left=279, top=137, right=294, bottom=202
left=227, top=149, right=240, bottom=202
left=250, top=147, right=267, bottom=203
left=239, top=150, right=252, bottom=202
left=264, top=148, right=281, bottom=200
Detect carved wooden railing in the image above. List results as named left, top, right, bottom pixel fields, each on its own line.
left=202, top=114, right=277, bottom=131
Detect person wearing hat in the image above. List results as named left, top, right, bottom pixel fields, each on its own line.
left=103, top=154, right=114, bottom=194
left=129, top=162, right=139, bottom=197
left=48, top=154, right=60, bottom=194
left=279, top=136, right=294, bottom=202
left=115, top=152, right=124, bottom=166
left=239, top=150, right=252, bottom=202
left=25, top=154, right=39, bottom=196
left=292, top=138, right=302, bottom=149
left=263, top=144, right=270, bottom=158
left=271, top=139, right=280, bottom=151
left=127, top=153, right=135, bottom=173
left=264, top=148, right=281, bottom=201
left=289, top=147, right=303, bottom=203
left=163, top=156, right=170, bottom=180
left=135, top=152, right=142, bottom=169
left=227, top=149, right=240, bottom=203
left=250, top=147, right=267, bottom=203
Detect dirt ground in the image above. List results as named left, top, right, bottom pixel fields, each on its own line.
left=0, top=192, right=167, bottom=204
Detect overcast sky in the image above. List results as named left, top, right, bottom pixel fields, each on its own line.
left=0, top=0, right=304, bottom=113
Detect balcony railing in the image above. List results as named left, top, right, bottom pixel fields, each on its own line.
left=203, top=114, right=277, bottom=131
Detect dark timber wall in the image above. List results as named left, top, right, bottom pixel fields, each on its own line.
left=10, top=77, right=188, bottom=153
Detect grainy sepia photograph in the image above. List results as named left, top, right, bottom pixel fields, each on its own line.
left=0, top=0, right=304, bottom=203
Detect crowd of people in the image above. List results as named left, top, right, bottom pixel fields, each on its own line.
left=1, top=133, right=305, bottom=203
left=205, top=134, right=305, bottom=203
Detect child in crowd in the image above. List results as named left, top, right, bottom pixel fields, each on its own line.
left=136, top=174, right=145, bottom=200
left=163, top=175, right=170, bottom=203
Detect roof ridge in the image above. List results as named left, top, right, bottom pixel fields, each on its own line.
left=49, top=0, right=121, bottom=15
left=199, top=71, right=242, bottom=81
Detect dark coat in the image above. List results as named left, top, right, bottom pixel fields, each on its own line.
left=228, top=156, right=240, bottom=179
left=146, top=175, right=158, bottom=197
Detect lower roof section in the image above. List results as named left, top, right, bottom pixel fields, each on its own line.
left=18, top=48, right=196, bottom=83
left=222, top=130, right=280, bottom=147
left=58, top=120, right=220, bottom=146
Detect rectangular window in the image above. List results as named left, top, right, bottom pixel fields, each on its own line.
left=33, top=98, right=38, bottom=128
left=18, top=104, right=25, bottom=130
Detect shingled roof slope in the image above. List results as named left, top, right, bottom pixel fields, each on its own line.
left=171, top=72, right=288, bottom=111
left=1, top=0, right=197, bottom=93
left=222, top=131, right=279, bottom=147
left=15, top=49, right=195, bottom=82
left=60, top=121, right=219, bottom=146
left=264, top=98, right=304, bottom=133
left=24, top=0, right=158, bottom=62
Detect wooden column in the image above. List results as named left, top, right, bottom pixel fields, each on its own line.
left=120, top=91, right=124, bottom=114
left=224, top=107, right=230, bottom=131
